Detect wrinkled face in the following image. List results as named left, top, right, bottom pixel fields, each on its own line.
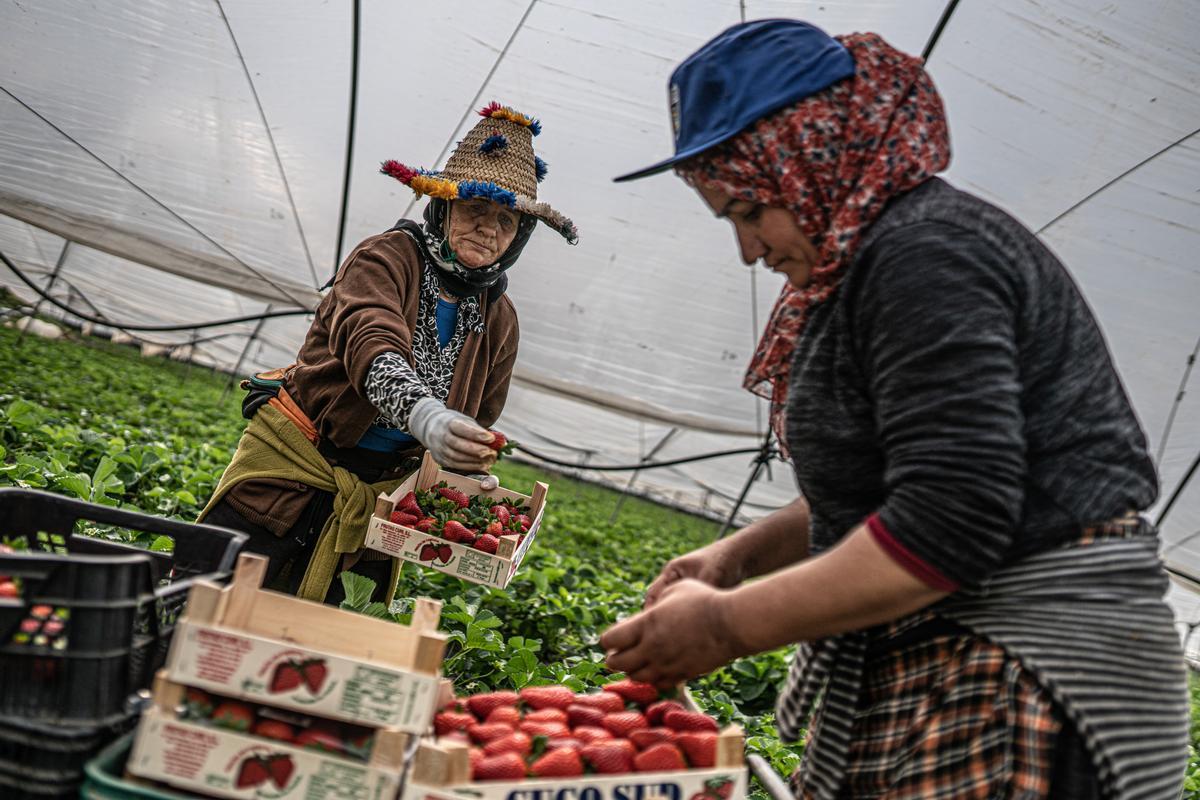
left=695, top=183, right=819, bottom=288
left=446, top=199, right=520, bottom=268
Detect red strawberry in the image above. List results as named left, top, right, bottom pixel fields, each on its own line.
left=211, top=701, right=254, bottom=732
left=235, top=757, right=270, bottom=789
left=646, top=700, right=686, bottom=726
left=520, top=684, right=575, bottom=710
left=468, top=747, right=485, bottom=775
left=474, top=534, right=500, bottom=554
left=265, top=754, right=295, bottom=789
left=469, top=722, right=516, bottom=744
left=573, top=725, right=613, bottom=743
left=630, top=728, right=678, bottom=750
left=524, top=707, right=568, bottom=724
left=439, top=487, right=471, bottom=508
left=574, top=692, right=626, bottom=714
left=517, top=514, right=532, bottom=530
left=545, top=737, right=583, bottom=751
left=519, top=720, right=569, bottom=737
left=485, top=520, right=504, bottom=537
left=603, top=680, right=660, bottom=708
left=678, top=732, right=717, bottom=768
left=581, top=741, right=635, bottom=775
left=442, top=521, right=475, bottom=544
left=483, top=731, right=532, bottom=758
left=490, top=505, right=511, bottom=525
left=633, top=742, right=687, bottom=772
left=416, top=517, right=436, bottom=533
left=252, top=719, right=295, bottom=743
left=398, top=491, right=422, bottom=515
left=485, top=706, right=521, bottom=726
left=487, top=431, right=508, bottom=452
left=268, top=662, right=302, bottom=693
left=530, top=747, right=583, bottom=778
left=437, top=544, right=453, bottom=562
left=474, top=752, right=527, bottom=781
left=603, top=711, right=649, bottom=738
left=419, top=543, right=439, bottom=562
left=435, top=711, right=475, bottom=736
left=294, top=724, right=345, bottom=755
left=300, top=660, right=328, bottom=693
left=183, top=687, right=213, bottom=719
left=467, top=691, right=519, bottom=720
left=567, top=703, right=606, bottom=728
left=390, top=510, right=419, bottom=527
left=663, top=710, right=719, bottom=733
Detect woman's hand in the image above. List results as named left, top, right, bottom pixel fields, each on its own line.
left=407, top=398, right=495, bottom=471
left=644, top=542, right=741, bottom=608
left=601, top=579, right=744, bottom=688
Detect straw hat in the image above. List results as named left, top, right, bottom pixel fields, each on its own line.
left=381, top=102, right=578, bottom=244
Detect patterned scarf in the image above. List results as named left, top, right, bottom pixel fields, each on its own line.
left=677, top=32, right=951, bottom=443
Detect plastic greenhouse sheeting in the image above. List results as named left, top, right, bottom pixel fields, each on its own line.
left=1, top=1, right=1198, bottom=612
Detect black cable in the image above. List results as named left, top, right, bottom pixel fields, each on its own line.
left=1158, top=447, right=1200, bottom=535
left=1, top=249, right=311, bottom=331
left=514, top=442, right=764, bottom=471
left=1155, top=334, right=1200, bottom=470
left=332, top=0, right=362, bottom=281
left=921, top=0, right=963, bottom=61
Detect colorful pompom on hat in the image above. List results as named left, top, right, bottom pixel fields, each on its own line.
left=381, top=102, right=578, bottom=244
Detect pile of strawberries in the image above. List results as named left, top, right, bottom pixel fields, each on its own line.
left=389, top=481, right=533, bottom=556
left=435, top=680, right=723, bottom=781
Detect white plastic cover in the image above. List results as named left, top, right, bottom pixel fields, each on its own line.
left=1, top=1, right=1198, bottom=613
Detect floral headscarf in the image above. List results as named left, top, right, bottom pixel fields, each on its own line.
left=677, top=32, right=951, bottom=444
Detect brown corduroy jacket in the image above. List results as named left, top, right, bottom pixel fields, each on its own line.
left=224, top=229, right=519, bottom=535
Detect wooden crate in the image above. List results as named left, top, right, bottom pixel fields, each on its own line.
left=364, top=452, right=548, bottom=588
left=161, top=552, right=447, bottom=732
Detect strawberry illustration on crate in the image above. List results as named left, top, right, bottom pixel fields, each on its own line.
left=299, top=659, right=328, bottom=693
left=268, top=662, right=303, bottom=693
left=267, top=658, right=329, bottom=697
left=417, top=538, right=454, bottom=566
left=234, top=756, right=270, bottom=789
left=691, top=777, right=735, bottom=800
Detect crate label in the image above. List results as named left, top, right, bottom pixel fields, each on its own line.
left=130, top=712, right=400, bottom=800
left=169, top=621, right=439, bottom=732
left=404, top=769, right=747, bottom=800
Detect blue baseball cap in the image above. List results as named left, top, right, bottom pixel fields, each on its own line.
left=614, top=19, right=856, bottom=182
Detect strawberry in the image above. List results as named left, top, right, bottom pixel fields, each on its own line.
left=603, top=680, right=660, bottom=708
left=30, top=605, right=52, bottom=619
left=581, top=741, right=635, bottom=774
left=265, top=754, right=295, bottom=789
left=0, top=581, right=16, bottom=599
left=268, top=662, right=302, bottom=693
left=439, top=487, right=471, bottom=508
left=438, top=544, right=453, bottom=562
left=483, top=731, right=532, bottom=758
left=441, top=731, right=471, bottom=745
left=573, top=692, right=626, bottom=714
left=235, top=757, right=270, bottom=789
left=517, top=514, right=532, bottom=530
left=485, top=706, right=521, bottom=726
left=389, top=510, right=419, bottom=527
left=633, top=742, right=687, bottom=772
left=520, top=684, right=575, bottom=711
left=474, top=752, right=526, bottom=781
left=572, top=725, right=613, bottom=743
left=487, top=431, right=508, bottom=452
left=567, top=703, right=606, bottom=729
left=677, top=732, right=717, bottom=768
left=469, top=722, right=517, bottom=744
left=530, top=747, right=583, bottom=778
left=603, top=711, right=649, bottom=738
left=468, top=747, right=485, bottom=775
left=183, top=687, right=213, bottom=719
left=545, top=737, right=583, bottom=751
left=211, top=701, right=254, bottom=732
left=252, top=719, right=295, bottom=743
left=419, top=543, right=439, bottom=562
left=435, top=711, right=475, bottom=736
left=524, top=707, right=568, bottom=724
left=663, top=710, right=719, bottom=733
left=474, top=533, right=500, bottom=554
left=397, top=491, right=422, bottom=516
left=416, top=517, right=436, bottom=533
left=442, top=521, right=475, bottom=544
left=519, top=720, right=570, bottom=737
left=485, top=520, right=505, bottom=538
left=490, top=505, right=511, bottom=525
left=294, top=724, right=345, bottom=755
left=630, top=728, right=678, bottom=750
left=299, top=659, right=328, bottom=692
left=646, top=700, right=686, bottom=726
left=467, top=691, right=519, bottom=720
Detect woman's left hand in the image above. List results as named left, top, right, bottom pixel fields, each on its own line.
left=600, top=579, right=745, bottom=688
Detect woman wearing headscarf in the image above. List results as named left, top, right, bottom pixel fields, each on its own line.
left=200, top=103, right=577, bottom=605
left=602, top=21, right=1185, bottom=799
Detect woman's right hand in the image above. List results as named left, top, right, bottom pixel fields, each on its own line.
left=644, top=541, right=741, bottom=608
left=407, top=397, right=496, bottom=472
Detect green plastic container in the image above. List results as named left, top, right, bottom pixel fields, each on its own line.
left=79, top=733, right=190, bottom=800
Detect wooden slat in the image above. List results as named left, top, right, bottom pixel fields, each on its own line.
left=716, top=724, right=745, bottom=767
left=220, top=553, right=268, bottom=629
left=529, top=481, right=549, bottom=517
left=150, top=670, right=184, bottom=712
left=411, top=740, right=471, bottom=786
left=374, top=493, right=395, bottom=521
left=368, top=730, right=411, bottom=769
left=180, top=580, right=223, bottom=625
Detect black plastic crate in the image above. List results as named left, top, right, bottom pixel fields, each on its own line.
left=0, top=710, right=139, bottom=800
left=0, top=488, right=246, bottom=724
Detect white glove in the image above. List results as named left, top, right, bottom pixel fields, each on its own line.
left=408, top=397, right=495, bottom=471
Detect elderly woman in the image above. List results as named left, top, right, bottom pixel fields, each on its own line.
left=200, top=103, right=576, bottom=605
left=603, top=20, right=1186, bottom=799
